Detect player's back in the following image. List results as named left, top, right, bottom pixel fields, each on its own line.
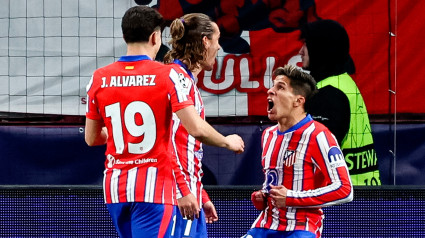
left=91, top=58, right=172, bottom=161
left=87, top=56, right=192, bottom=205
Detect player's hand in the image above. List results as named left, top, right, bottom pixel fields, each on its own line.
left=177, top=194, right=200, bottom=220
left=203, top=201, right=218, bottom=223
left=269, top=185, right=287, bottom=208
left=224, top=134, right=245, bottom=153
left=251, top=190, right=267, bottom=210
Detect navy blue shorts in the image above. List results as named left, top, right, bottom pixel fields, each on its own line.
left=107, top=202, right=176, bottom=238
left=172, top=209, right=207, bottom=238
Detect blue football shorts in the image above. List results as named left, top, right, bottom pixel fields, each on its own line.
left=107, top=202, right=176, bottom=238
left=172, top=208, right=207, bottom=238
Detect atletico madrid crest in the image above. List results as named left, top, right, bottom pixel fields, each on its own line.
left=283, top=150, right=296, bottom=167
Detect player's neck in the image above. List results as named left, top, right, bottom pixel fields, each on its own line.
left=126, top=43, right=157, bottom=60
left=180, top=60, right=202, bottom=77
left=192, top=67, right=202, bottom=78
left=277, top=112, right=307, bottom=132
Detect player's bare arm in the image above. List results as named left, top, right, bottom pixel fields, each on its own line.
left=84, top=118, right=107, bottom=146
left=175, top=105, right=245, bottom=153
left=224, top=134, right=245, bottom=154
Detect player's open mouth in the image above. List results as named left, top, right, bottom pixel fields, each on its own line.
left=267, top=99, right=274, bottom=112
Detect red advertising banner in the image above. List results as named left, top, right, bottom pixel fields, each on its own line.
left=153, top=0, right=425, bottom=117
left=390, top=0, right=425, bottom=115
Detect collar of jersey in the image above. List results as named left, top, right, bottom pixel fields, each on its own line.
left=277, top=114, right=313, bottom=135
left=118, top=55, right=152, bottom=62
left=173, top=59, right=195, bottom=80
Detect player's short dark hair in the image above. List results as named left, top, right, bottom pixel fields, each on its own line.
left=164, top=13, right=215, bottom=71
left=121, top=6, right=164, bottom=43
left=273, top=65, right=318, bottom=102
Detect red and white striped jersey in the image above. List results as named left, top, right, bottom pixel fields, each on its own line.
left=170, top=60, right=206, bottom=205
left=86, top=55, right=194, bottom=205
left=252, top=115, right=353, bottom=237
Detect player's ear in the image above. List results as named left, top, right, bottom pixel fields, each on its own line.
left=202, top=36, right=209, bottom=48
left=150, top=30, right=161, bottom=46
left=294, top=96, right=305, bottom=107
left=149, top=30, right=162, bottom=46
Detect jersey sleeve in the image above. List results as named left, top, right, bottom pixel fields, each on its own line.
left=172, top=151, right=192, bottom=198
left=167, top=67, right=195, bottom=112
left=167, top=65, right=195, bottom=198
left=286, top=129, right=353, bottom=208
left=85, top=74, right=102, bottom=121
left=202, top=189, right=211, bottom=204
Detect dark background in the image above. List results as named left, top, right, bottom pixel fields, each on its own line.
left=0, top=123, right=423, bottom=186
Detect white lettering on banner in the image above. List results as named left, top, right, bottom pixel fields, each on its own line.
left=240, top=57, right=259, bottom=89
left=202, top=58, right=235, bottom=91
left=288, top=55, right=302, bottom=69
left=80, top=54, right=300, bottom=109
left=264, top=57, right=276, bottom=89
left=198, top=53, right=291, bottom=94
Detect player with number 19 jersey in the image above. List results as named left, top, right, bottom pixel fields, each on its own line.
left=86, top=55, right=194, bottom=206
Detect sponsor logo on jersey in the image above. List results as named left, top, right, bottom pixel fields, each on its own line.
left=106, top=154, right=157, bottom=168
left=264, top=169, right=278, bottom=193
left=328, top=146, right=346, bottom=168
left=107, top=154, right=115, bottom=168
left=194, top=150, right=203, bottom=160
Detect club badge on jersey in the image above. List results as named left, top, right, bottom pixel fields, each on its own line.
left=176, top=72, right=192, bottom=96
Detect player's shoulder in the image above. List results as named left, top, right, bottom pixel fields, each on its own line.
left=263, top=124, right=279, bottom=135
left=294, top=119, right=328, bottom=139
left=143, top=60, right=173, bottom=72
left=92, top=61, right=117, bottom=75
left=309, top=120, right=339, bottom=143
left=150, top=61, right=191, bottom=82
left=266, top=124, right=279, bottom=131
left=166, top=63, right=191, bottom=78
left=167, top=62, right=189, bottom=74
left=310, top=120, right=330, bottom=132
